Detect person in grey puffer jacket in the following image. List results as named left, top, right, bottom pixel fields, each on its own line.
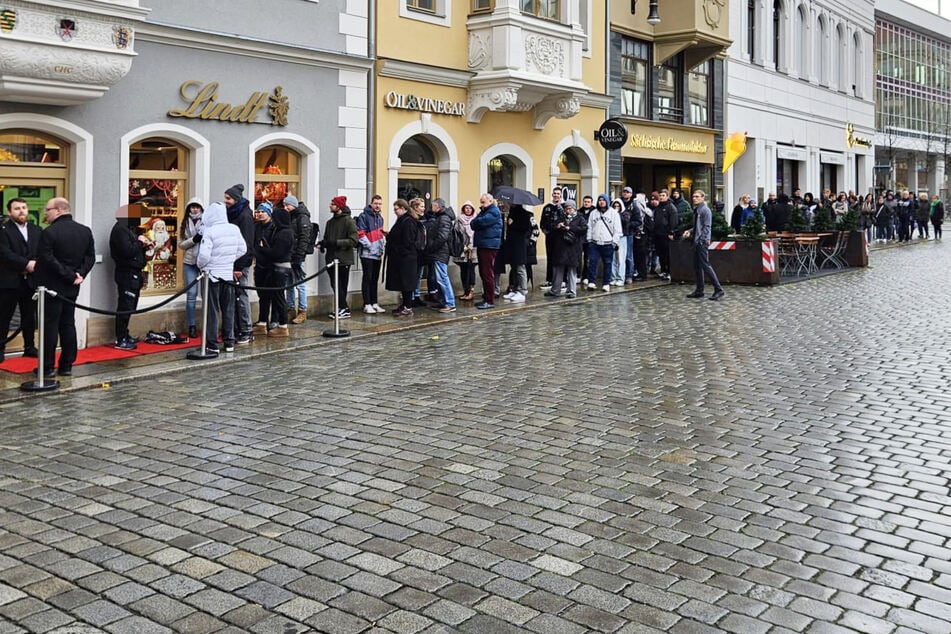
left=178, top=198, right=203, bottom=338
left=196, top=202, right=247, bottom=353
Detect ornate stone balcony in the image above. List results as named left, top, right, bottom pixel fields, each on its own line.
left=0, top=0, right=149, bottom=105
left=652, top=0, right=731, bottom=67
left=466, top=0, right=592, bottom=129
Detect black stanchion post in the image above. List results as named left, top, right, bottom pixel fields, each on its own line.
left=187, top=273, right=218, bottom=360
left=21, top=286, right=58, bottom=393
left=322, top=259, right=350, bottom=338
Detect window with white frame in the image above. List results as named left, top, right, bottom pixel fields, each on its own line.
left=795, top=5, right=808, bottom=78
left=522, top=0, right=559, bottom=21
left=817, top=15, right=829, bottom=85
left=401, top=0, right=451, bottom=26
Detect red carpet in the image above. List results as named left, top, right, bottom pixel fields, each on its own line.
left=0, top=336, right=200, bottom=374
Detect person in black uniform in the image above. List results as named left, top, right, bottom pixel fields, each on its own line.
left=109, top=213, right=149, bottom=350
left=0, top=198, right=42, bottom=361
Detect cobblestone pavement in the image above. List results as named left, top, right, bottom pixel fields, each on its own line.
left=1, top=241, right=950, bottom=634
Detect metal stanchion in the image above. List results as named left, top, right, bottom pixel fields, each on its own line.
left=187, top=273, right=218, bottom=360
left=21, top=286, right=58, bottom=393
left=322, top=259, right=350, bottom=338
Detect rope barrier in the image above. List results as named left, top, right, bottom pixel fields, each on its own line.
left=222, top=264, right=328, bottom=293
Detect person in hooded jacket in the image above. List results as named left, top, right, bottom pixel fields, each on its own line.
left=356, top=194, right=386, bottom=313
left=318, top=195, right=359, bottom=318
left=930, top=195, right=944, bottom=240
left=179, top=198, right=203, bottom=338
left=109, top=213, right=149, bottom=350
left=454, top=201, right=478, bottom=300
left=252, top=202, right=293, bottom=337
left=586, top=195, right=621, bottom=292
left=283, top=195, right=313, bottom=324
left=224, top=184, right=254, bottom=343
left=196, top=201, right=247, bottom=353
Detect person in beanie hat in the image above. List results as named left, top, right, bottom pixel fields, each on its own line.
left=282, top=194, right=314, bottom=323
left=223, top=184, right=254, bottom=343
left=256, top=201, right=273, bottom=216
left=318, top=196, right=358, bottom=318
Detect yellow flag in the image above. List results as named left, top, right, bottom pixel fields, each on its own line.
left=722, top=131, right=747, bottom=173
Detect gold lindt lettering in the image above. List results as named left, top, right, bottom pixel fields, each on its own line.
left=168, top=81, right=274, bottom=124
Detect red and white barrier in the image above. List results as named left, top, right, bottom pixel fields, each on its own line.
left=762, top=241, right=776, bottom=272
left=709, top=241, right=736, bottom=250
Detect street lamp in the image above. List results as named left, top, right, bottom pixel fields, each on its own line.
left=631, top=0, right=662, bottom=25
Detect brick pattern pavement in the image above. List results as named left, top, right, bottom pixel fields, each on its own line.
left=0, top=242, right=950, bottom=633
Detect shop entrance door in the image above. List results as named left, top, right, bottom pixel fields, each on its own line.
left=397, top=177, right=435, bottom=211
left=0, top=178, right=66, bottom=354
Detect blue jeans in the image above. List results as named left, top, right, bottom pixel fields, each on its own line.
left=234, top=266, right=251, bottom=336
left=286, top=262, right=308, bottom=310
left=624, top=235, right=635, bottom=280
left=587, top=243, right=614, bottom=286
left=184, top=263, right=200, bottom=327
left=433, top=260, right=455, bottom=307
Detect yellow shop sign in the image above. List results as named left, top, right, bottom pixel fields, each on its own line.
left=629, top=134, right=708, bottom=154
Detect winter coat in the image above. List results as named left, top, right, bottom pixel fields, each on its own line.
left=179, top=198, right=203, bottom=266
left=499, top=205, right=532, bottom=267
left=916, top=200, right=931, bottom=224
left=385, top=213, right=425, bottom=292
left=289, top=202, right=313, bottom=263
left=587, top=206, right=622, bottom=245
left=197, top=202, right=247, bottom=282
left=109, top=221, right=147, bottom=286
left=932, top=200, right=945, bottom=224
left=254, top=210, right=293, bottom=269
left=547, top=209, right=587, bottom=268
left=356, top=205, right=386, bottom=260
left=34, top=214, right=95, bottom=299
left=453, top=205, right=477, bottom=264
left=226, top=197, right=254, bottom=271
left=322, top=207, right=359, bottom=266
left=654, top=200, right=680, bottom=235
left=471, top=202, right=503, bottom=249
left=0, top=218, right=41, bottom=290
left=874, top=203, right=892, bottom=227
left=424, top=210, right=453, bottom=264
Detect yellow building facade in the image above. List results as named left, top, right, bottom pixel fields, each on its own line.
left=373, top=1, right=612, bottom=218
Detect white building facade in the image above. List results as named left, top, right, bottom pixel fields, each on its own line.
left=724, top=0, right=876, bottom=213
left=874, top=0, right=951, bottom=198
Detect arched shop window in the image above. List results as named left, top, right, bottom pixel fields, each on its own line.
left=557, top=149, right=582, bottom=203
left=255, top=145, right=301, bottom=207
left=128, top=138, right=188, bottom=294
left=398, top=136, right=439, bottom=206
left=0, top=130, right=69, bottom=227
left=488, top=156, right=517, bottom=190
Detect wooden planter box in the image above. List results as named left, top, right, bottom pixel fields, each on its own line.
left=670, top=239, right=781, bottom=286
left=845, top=231, right=869, bottom=267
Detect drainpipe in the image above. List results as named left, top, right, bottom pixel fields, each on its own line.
left=366, top=1, right=376, bottom=199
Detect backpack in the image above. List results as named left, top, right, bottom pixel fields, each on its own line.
left=449, top=220, right=469, bottom=258
left=305, top=222, right=320, bottom=255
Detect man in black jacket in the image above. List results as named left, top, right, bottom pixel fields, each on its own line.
left=282, top=195, right=312, bottom=323
left=653, top=190, right=680, bottom=281
left=224, top=184, right=255, bottom=343
left=424, top=200, right=455, bottom=312
left=109, top=214, right=149, bottom=350
left=34, top=198, right=95, bottom=377
left=540, top=186, right=564, bottom=289
left=0, top=198, right=42, bottom=361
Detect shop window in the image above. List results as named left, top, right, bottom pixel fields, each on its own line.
left=557, top=149, right=582, bottom=203
left=688, top=62, right=710, bottom=127
left=128, top=138, right=187, bottom=295
left=0, top=130, right=69, bottom=227
left=620, top=37, right=649, bottom=118
left=255, top=145, right=301, bottom=207
left=656, top=55, right=683, bottom=123
left=398, top=136, right=438, bottom=208
left=522, top=0, right=559, bottom=21
left=488, top=156, right=517, bottom=190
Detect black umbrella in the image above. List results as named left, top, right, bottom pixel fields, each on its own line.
left=493, top=186, right=542, bottom=206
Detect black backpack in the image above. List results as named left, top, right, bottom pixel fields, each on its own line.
left=449, top=220, right=469, bottom=258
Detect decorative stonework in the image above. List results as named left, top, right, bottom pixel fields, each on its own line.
left=0, top=0, right=144, bottom=104
left=525, top=35, right=564, bottom=77
left=703, top=0, right=726, bottom=29
left=532, top=94, right=581, bottom=130
left=468, top=32, right=491, bottom=71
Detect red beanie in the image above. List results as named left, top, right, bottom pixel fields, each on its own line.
left=332, top=195, right=347, bottom=209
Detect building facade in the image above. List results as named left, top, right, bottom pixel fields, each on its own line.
left=724, top=0, right=875, bottom=214
left=373, top=0, right=610, bottom=223
left=874, top=0, right=951, bottom=198
left=0, top=0, right=371, bottom=347
left=607, top=1, right=731, bottom=202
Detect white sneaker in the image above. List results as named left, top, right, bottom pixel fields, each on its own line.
left=363, top=304, right=376, bottom=314
left=509, top=292, right=526, bottom=303
left=602, top=284, right=610, bottom=292
left=503, top=291, right=517, bottom=300
left=581, top=278, right=588, bottom=286
left=587, top=283, right=597, bottom=290
left=372, top=304, right=385, bottom=313
left=611, top=280, right=623, bottom=287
